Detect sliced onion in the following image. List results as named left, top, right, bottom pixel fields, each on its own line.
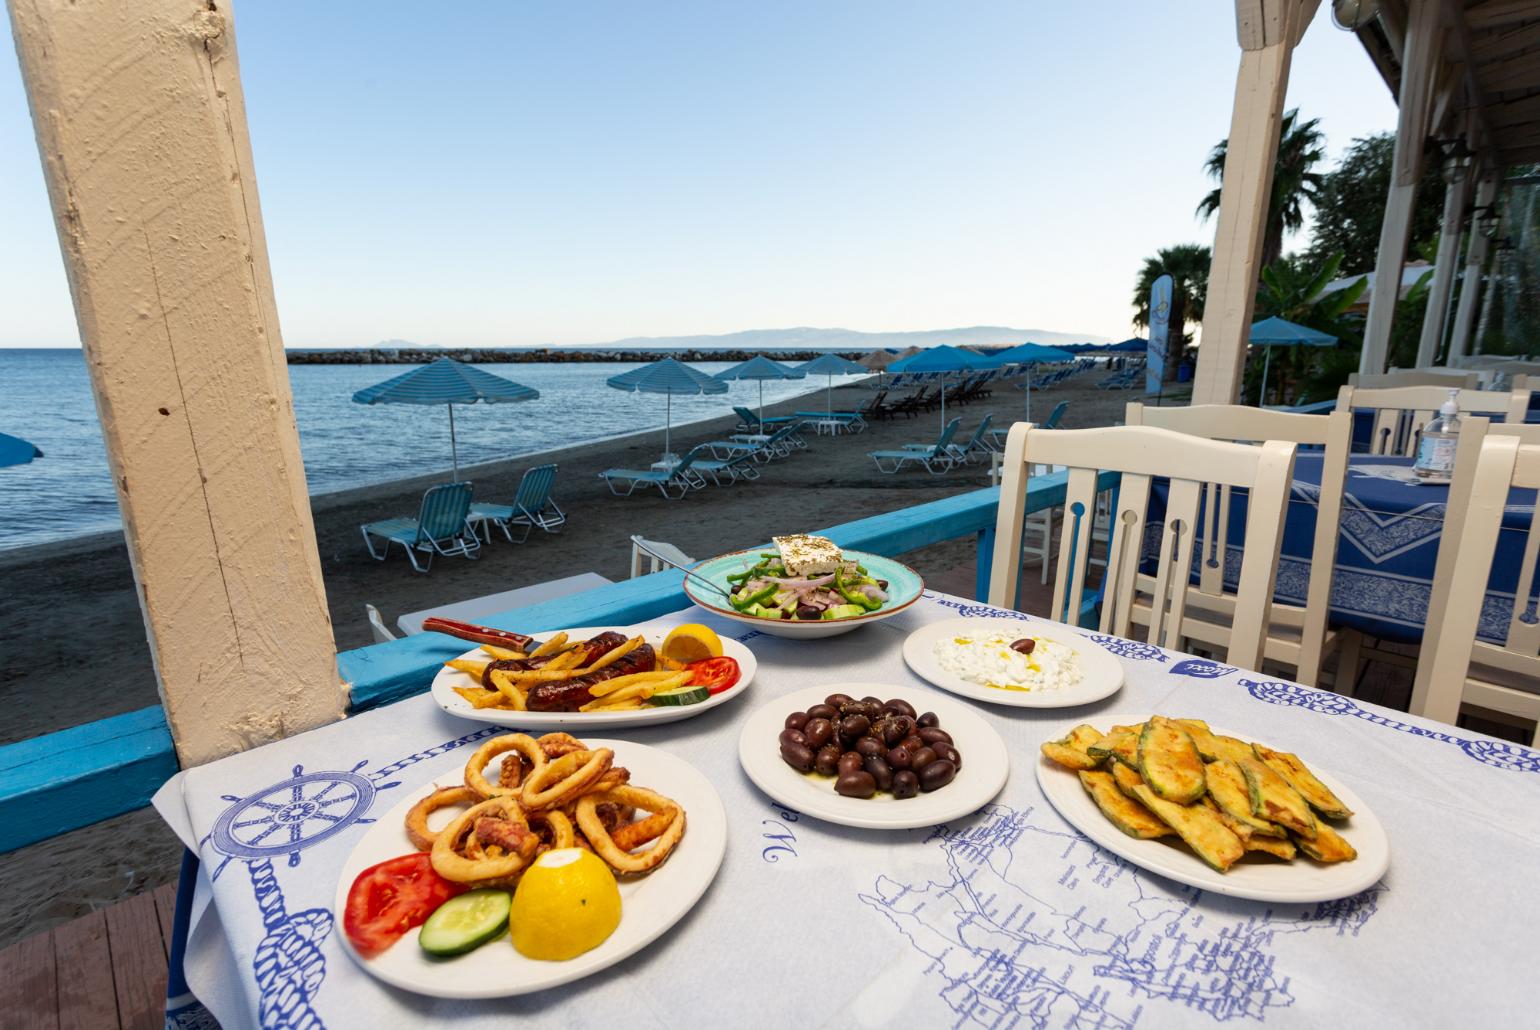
left=862, top=585, right=888, bottom=603
left=765, top=573, right=836, bottom=590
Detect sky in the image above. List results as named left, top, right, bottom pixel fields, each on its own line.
left=0, top=2, right=1400, bottom=349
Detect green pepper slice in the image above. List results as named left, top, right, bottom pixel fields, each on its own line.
left=731, top=583, right=777, bottom=611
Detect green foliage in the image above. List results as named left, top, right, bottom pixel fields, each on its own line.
left=1305, top=133, right=1443, bottom=276
left=1250, top=251, right=1367, bottom=405
left=1197, top=109, right=1326, bottom=270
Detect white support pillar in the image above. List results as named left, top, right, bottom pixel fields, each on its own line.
left=8, top=0, right=346, bottom=765
left=1414, top=169, right=1471, bottom=367
left=1358, top=0, right=1446, bottom=375
left=1446, top=175, right=1499, bottom=361
left=1192, top=0, right=1319, bottom=404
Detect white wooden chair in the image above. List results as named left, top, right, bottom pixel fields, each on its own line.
left=629, top=535, right=696, bottom=578
left=990, top=424, right=1297, bottom=671
left=364, top=603, right=396, bottom=643
left=1348, top=370, right=1479, bottom=389
left=1338, top=384, right=1529, bottom=456
left=1412, top=431, right=1540, bottom=745
left=1123, top=401, right=1351, bottom=686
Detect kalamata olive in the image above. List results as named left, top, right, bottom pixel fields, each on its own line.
left=910, top=746, right=938, bottom=771
left=876, top=579, right=890, bottom=591
left=838, top=751, right=866, bottom=775
left=807, top=703, right=838, bottom=721
left=795, top=604, right=822, bottom=621
left=855, top=736, right=885, bottom=758
left=861, top=695, right=883, bottom=707
left=824, top=693, right=853, bottom=709
left=814, top=744, right=842, bottom=776
left=842, top=700, right=881, bottom=721
left=780, top=608, right=793, bottom=619
left=887, top=745, right=912, bottom=770
left=934, top=743, right=962, bottom=770
left=891, top=770, right=919, bottom=799
left=784, top=711, right=809, bottom=731
left=803, top=718, right=833, bottom=750
left=918, top=759, right=957, bottom=792
left=880, top=719, right=907, bottom=746
left=863, top=754, right=894, bottom=792
left=900, top=734, right=924, bottom=752
left=1010, top=637, right=1037, bottom=655
left=918, top=727, right=954, bottom=746
left=839, top=714, right=870, bottom=739
left=835, top=770, right=877, bottom=798
left=888, top=715, right=916, bottom=739
left=883, top=698, right=917, bottom=718
left=780, top=742, right=815, bottom=773
left=778, top=728, right=808, bottom=750
left=917, top=711, right=940, bottom=728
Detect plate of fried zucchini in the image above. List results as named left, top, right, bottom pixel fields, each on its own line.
left=1036, top=715, right=1388, bottom=902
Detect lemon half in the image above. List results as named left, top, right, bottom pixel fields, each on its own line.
left=660, top=623, right=723, bottom=666
left=509, top=848, right=621, bottom=961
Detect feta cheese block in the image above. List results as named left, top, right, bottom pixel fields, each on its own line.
left=773, top=534, right=844, bottom=577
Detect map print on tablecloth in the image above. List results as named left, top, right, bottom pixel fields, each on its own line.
left=860, top=804, right=1381, bottom=1027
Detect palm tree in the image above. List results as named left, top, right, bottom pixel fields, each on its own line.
left=1196, top=109, right=1326, bottom=270
left=1132, top=243, right=1210, bottom=378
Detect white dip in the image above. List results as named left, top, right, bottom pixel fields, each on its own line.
left=932, top=633, right=1083, bottom=692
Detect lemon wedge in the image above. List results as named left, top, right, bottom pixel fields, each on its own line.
left=661, top=623, right=723, bottom=666
left=509, top=848, right=621, bottom=961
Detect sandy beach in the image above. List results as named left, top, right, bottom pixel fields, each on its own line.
left=0, top=372, right=1139, bottom=948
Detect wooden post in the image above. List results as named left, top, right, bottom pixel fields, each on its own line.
left=1446, top=175, right=1499, bottom=361
left=1192, top=0, right=1318, bottom=405
left=1414, top=168, right=1471, bottom=367
left=8, top=0, right=346, bottom=765
left=1358, top=0, right=1446, bottom=376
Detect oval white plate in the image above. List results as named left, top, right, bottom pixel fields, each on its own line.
left=431, top=626, right=756, bottom=729
left=1035, top=716, right=1390, bottom=903
left=334, top=738, right=727, bottom=999
left=737, top=683, right=1010, bottom=830
left=902, top=617, right=1123, bottom=709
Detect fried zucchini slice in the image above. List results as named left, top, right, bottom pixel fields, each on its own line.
left=1244, top=834, right=1298, bottom=861
left=1078, top=770, right=1173, bottom=840
left=1137, top=717, right=1205, bottom=804
left=1193, top=732, right=1258, bottom=766
left=1130, top=784, right=1245, bottom=872
left=1239, top=758, right=1317, bottom=840
left=1110, top=761, right=1145, bottom=798
left=1201, top=796, right=1253, bottom=841
left=1252, top=745, right=1353, bottom=820
left=1294, top=822, right=1356, bottom=863
left=1204, top=760, right=1286, bottom=837
left=1040, top=724, right=1105, bottom=771
left=1088, top=727, right=1140, bottom=768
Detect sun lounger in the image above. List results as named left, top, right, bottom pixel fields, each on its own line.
left=991, top=400, right=1067, bottom=448
left=693, top=447, right=764, bottom=484
left=943, top=414, right=995, bottom=463
left=360, top=481, right=480, bottom=573
left=794, top=411, right=867, bottom=432
left=704, top=421, right=803, bottom=461
left=598, top=446, right=707, bottom=499
left=468, top=463, right=566, bottom=543
left=869, top=417, right=962, bottom=474
left=733, top=406, right=797, bottom=434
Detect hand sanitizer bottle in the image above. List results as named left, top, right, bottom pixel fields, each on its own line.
left=1413, top=389, right=1461, bottom=481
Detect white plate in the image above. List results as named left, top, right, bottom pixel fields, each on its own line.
left=901, top=617, right=1124, bottom=709
left=431, top=626, right=756, bottom=729
left=334, top=738, right=727, bottom=999
left=1035, top=716, right=1390, bottom=903
left=737, top=683, right=1010, bottom=830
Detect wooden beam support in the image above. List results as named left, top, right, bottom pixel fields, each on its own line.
left=7, top=0, right=346, bottom=765
left=1415, top=169, right=1471, bottom=366
left=1447, top=174, right=1501, bottom=361
left=1466, top=0, right=1540, bottom=32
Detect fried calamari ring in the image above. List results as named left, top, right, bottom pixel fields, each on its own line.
left=536, top=732, right=587, bottom=759
left=464, top=734, right=546, bottom=799
left=404, top=785, right=479, bottom=851
left=592, top=766, right=630, bottom=793
left=575, top=785, right=686, bottom=876
left=520, top=748, right=613, bottom=811
left=528, top=809, right=577, bottom=852
left=431, top=796, right=536, bottom=883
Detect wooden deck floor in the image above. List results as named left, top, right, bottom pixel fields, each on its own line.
left=0, top=882, right=176, bottom=1030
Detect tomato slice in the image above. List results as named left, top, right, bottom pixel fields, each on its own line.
left=344, top=852, right=466, bottom=958
left=688, top=656, right=740, bottom=694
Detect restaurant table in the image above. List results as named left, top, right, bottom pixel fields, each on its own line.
left=154, top=590, right=1540, bottom=1028
left=396, top=573, right=614, bottom=636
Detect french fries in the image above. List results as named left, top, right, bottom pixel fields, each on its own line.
left=528, top=632, right=569, bottom=658
left=445, top=632, right=700, bottom=716
left=479, top=644, right=526, bottom=661
left=445, top=657, right=491, bottom=678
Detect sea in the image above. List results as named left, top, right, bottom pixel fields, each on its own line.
left=0, top=348, right=845, bottom=552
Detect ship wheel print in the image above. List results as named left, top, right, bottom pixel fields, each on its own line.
left=211, top=762, right=379, bottom=867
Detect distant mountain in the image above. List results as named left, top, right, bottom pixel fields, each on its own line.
left=592, top=326, right=1108, bottom=351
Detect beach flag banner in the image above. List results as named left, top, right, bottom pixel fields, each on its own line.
left=1146, top=274, right=1172, bottom=397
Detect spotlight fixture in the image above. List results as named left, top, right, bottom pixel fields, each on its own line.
left=1331, top=0, right=1379, bottom=30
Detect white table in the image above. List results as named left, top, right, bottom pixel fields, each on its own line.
left=814, top=418, right=846, bottom=436
left=395, top=572, right=613, bottom=635
left=155, top=591, right=1540, bottom=1028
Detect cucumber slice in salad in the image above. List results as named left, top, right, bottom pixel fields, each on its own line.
left=651, top=684, right=711, bottom=707
left=418, top=888, right=510, bottom=957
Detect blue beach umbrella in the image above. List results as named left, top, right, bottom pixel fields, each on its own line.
left=608, top=357, right=728, bottom=459
left=993, top=343, right=1076, bottom=421
left=1102, top=337, right=1149, bottom=353
left=713, top=354, right=805, bottom=432
left=795, top=353, right=868, bottom=418
left=887, top=345, right=1000, bottom=428
left=1249, top=316, right=1337, bottom=405
left=0, top=432, right=42, bottom=468
left=352, top=357, right=539, bottom=480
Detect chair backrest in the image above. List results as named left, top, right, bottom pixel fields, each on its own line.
left=1339, top=384, right=1528, bottom=455
left=1043, top=401, right=1069, bottom=429
left=629, top=535, right=696, bottom=578
left=932, top=417, right=962, bottom=455
left=734, top=406, right=757, bottom=425
left=416, top=481, right=474, bottom=541
left=1125, top=401, right=1351, bottom=685
left=671, top=446, right=707, bottom=477
left=965, top=414, right=993, bottom=450
left=364, top=603, right=396, bottom=643
left=1349, top=370, right=1479, bottom=389
left=990, top=424, right=1297, bottom=670
left=1411, top=435, right=1540, bottom=731
left=765, top=422, right=800, bottom=447
left=514, top=464, right=558, bottom=511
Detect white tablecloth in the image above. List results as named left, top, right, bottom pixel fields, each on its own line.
left=155, top=591, right=1540, bottom=1029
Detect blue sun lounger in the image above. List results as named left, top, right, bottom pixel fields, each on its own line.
left=361, top=481, right=479, bottom=573
left=599, top=446, right=707, bottom=499
left=869, top=417, right=961, bottom=474
left=468, top=463, right=566, bottom=543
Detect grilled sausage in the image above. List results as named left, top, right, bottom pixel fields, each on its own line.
left=527, top=643, right=658, bottom=712
left=479, top=630, right=631, bottom=689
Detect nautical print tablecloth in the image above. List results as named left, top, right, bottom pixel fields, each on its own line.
left=154, top=592, right=1540, bottom=1029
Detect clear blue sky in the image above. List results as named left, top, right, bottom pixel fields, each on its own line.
left=0, top=2, right=1397, bottom=348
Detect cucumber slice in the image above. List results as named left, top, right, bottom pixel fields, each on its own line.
left=651, top=684, right=711, bottom=707
left=418, top=888, right=510, bottom=957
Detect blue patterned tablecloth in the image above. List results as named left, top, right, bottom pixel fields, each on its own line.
left=153, top=592, right=1540, bottom=1029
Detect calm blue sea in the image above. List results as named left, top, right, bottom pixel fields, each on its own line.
left=0, top=349, right=838, bottom=551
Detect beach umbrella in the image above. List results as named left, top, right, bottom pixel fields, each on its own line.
left=794, top=353, right=868, bottom=418
left=993, top=343, right=1076, bottom=422
left=0, top=432, right=42, bottom=468
left=1249, top=316, right=1336, bottom=405
left=713, top=354, right=805, bottom=433
left=887, top=345, right=1000, bottom=429
left=351, top=357, right=539, bottom=480
left=1102, top=337, right=1149, bottom=353
left=607, top=357, right=728, bottom=460
left=857, top=349, right=898, bottom=371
